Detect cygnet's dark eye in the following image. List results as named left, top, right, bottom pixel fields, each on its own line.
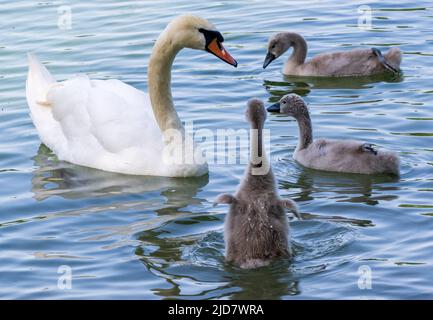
left=271, top=44, right=276, bottom=49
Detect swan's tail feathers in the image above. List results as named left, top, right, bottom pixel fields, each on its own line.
left=26, top=53, right=57, bottom=108
left=372, top=47, right=401, bottom=74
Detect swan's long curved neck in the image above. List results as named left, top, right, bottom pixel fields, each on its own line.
left=148, top=30, right=183, bottom=133
left=285, top=33, right=308, bottom=66
left=295, top=113, right=313, bottom=151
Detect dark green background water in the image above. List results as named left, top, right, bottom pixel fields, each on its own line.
left=0, top=0, right=432, bottom=299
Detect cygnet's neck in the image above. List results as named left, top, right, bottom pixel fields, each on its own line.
left=249, top=120, right=271, bottom=177
left=148, top=28, right=183, bottom=133
left=285, top=33, right=308, bottom=67
left=294, top=112, right=313, bottom=150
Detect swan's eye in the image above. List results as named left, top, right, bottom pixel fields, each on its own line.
left=271, top=44, right=276, bottom=49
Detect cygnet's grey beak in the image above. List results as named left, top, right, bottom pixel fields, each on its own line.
left=266, top=102, right=280, bottom=113
left=263, top=51, right=276, bottom=69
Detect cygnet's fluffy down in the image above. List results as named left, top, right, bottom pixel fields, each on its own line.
left=214, top=98, right=300, bottom=269
left=267, top=94, right=400, bottom=175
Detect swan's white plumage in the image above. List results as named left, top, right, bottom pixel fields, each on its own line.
left=26, top=53, right=207, bottom=177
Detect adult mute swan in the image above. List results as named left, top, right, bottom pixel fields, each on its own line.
left=26, top=15, right=237, bottom=177
left=267, top=94, right=400, bottom=175
left=214, top=98, right=300, bottom=269
left=263, top=32, right=402, bottom=77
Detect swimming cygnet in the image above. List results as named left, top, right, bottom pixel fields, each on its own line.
left=267, top=94, right=400, bottom=175
left=214, top=98, right=300, bottom=269
left=263, top=32, right=402, bottom=77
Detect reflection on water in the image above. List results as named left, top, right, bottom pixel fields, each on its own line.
left=263, top=73, right=403, bottom=101
left=287, top=165, right=401, bottom=206
left=227, top=262, right=300, bottom=299
left=136, top=228, right=302, bottom=299
left=134, top=193, right=363, bottom=299
left=2, top=0, right=433, bottom=299
left=31, top=144, right=209, bottom=201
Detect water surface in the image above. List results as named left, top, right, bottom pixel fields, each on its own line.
left=1, top=0, right=433, bottom=299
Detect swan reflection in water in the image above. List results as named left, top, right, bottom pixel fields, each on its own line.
left=31, top=144, right=209, bottom=202
left=135, top=225, right=301, bottom=299
left=227, top=261, right=300, bottom=299
left=30, top=145, right=393, bottom=299
left=276, top=162, right=400, bottom=226
left=292, top=165, right=399, bottom=203
left=263, top=72, right=403, bottom=101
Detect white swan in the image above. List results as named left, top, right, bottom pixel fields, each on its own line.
left=26, top=15, right=237, bottom=177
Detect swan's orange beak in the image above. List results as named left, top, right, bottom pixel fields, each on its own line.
left=206, top=38, right=238, bottom=67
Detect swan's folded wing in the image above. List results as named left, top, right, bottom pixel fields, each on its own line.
left=87, top=79, right=161, bottom=154
left=46, top=77, right=162, bottom=162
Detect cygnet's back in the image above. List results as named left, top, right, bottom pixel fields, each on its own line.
left=214, top=99, right=299, bottom=269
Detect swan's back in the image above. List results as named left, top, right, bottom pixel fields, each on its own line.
left=296, top=139, right=400, bottom=175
